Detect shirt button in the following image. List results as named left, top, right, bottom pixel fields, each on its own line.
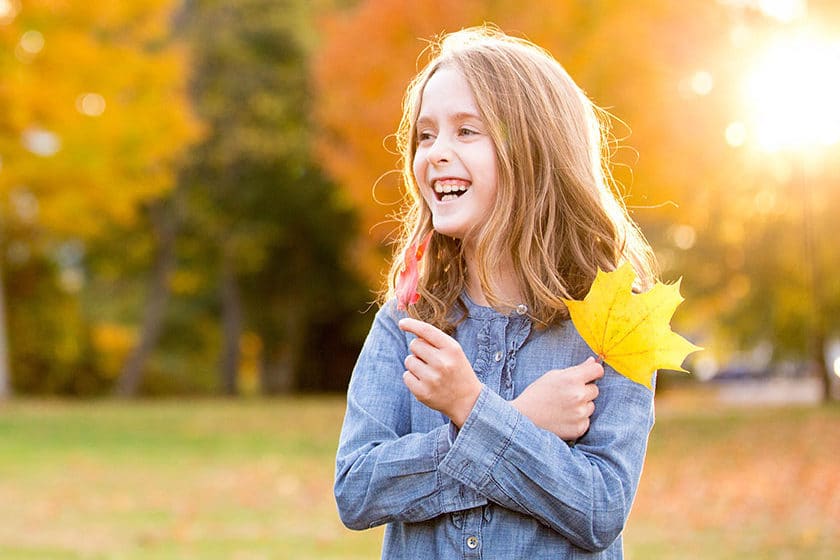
left=467, top=535, right=479, bottom=549
left=493, top=350, right=503, bottom=362
left=516, top=303, right=528, bottom=315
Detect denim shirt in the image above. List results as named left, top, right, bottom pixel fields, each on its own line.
left=335, top=296, right=655, bottom=559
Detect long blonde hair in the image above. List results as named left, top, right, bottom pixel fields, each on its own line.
left=386, top=26, right=657, bottom=331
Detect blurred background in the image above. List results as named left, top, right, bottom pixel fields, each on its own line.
left=0, top=0, right=838, bottom=558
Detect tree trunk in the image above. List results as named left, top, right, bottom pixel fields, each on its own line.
left=260, top=350, right=294, bottom=395
left=796, top=157, right=834, bottom=402
left=219, top=244, right=241, bottom=396
left=816, top=333, right=834, bottom=402
left=259, top=303, right=303, bottom=395
left=0, top=260, right=11, bottom=400
left=114, top=199, right=177, bottom=397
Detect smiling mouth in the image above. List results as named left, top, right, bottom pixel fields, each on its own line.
left=433, top=179, right=470, bottom=202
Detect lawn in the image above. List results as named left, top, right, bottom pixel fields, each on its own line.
left=0, top=392, right=837, bottom=559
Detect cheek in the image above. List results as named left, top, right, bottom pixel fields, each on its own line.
left=412, top=152, right=425, bottom=183
left=412, top=154, right=434, bottom=200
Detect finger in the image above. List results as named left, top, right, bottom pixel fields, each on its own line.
left=575, top=418, right=590, bottom=439
left=404, top=354, right=434, bottom=379
left=575, top=360, right=604, bottom=383
left=585, top=382, right=600, bottom=402
left=398, top=318, right=452, bottom=349
left=408, top=337, right=438, bottom=364
left=402, top=370, right=424, bottom=398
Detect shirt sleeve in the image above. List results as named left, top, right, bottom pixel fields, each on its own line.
left=334, top=303, right=488, bottom=530
left=438, top=365, right=655, bottom=552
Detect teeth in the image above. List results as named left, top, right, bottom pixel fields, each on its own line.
left=433, top=179, right=470, bottom=196
left=441, top=194, right=458, bottom=201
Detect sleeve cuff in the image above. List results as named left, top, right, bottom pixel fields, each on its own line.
left=439, top=386, right=521, bottom=492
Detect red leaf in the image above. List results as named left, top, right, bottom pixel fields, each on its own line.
left=396, top=231, right=433, bottom=310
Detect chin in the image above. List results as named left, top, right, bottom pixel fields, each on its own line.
left=434, top=228, right=470, bottom=241
left=429, top=202, right=479, bottom=240
left=430, top=220, right=466, bottom=239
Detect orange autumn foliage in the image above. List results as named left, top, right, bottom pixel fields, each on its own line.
left=312, top=1, right=714, bottom=284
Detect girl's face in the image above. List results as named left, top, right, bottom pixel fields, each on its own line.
left=413, top=66, right=499, bottom=241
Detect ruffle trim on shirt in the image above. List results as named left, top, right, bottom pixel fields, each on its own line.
left=472, top=321, right=493, bottom=379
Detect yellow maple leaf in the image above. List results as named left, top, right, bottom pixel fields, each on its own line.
left=563, top=263, right=702, bottom=389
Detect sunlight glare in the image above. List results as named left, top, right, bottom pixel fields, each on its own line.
left=725, top=122, right=747, bottom=147
left=719, top=0, right=807, bottom=23
left=756, top=0, right=807, bottom=23
left=834, top=357, right=840, bottom=379
left=743, top=31, right=840, bottom=153
left=0, top=0, right=20, bottom=24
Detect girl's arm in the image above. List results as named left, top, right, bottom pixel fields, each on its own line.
left=399, top=317, right=599, bottom=440
left=438, top=366, right=654, bottom=552
left=336, top=306, right=653, bottom=551
left=397, top=317, right=653, bottom=552
left=334, top=304, right=488, bottom=529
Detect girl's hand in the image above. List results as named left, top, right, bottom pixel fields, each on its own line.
left=512, top=357, right=603, bottom=440
left=398, top=318, right=483, bottom=427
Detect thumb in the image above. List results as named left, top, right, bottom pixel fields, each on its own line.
left=578, top=358, right=605, bottom=382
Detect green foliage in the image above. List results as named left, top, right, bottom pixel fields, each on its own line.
left=168, top=0, right=371, bottom=394
left=6, top=253, right=108, bottom=395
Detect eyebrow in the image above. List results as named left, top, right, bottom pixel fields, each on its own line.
left=416, top=111, right=484, bottom=127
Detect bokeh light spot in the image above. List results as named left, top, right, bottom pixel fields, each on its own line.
left=671, top=225, right=697, bottom=250
left=690, top=71, right=714, bottom=96
left=10, top=188, right=39, bottom=223
left=76, top=93, right=107, bottom=117
left=725, top=122, right=747, bottom=147
left=19, top=30, right=44, bottom=54
left=21, top=127, right=61, bottom=157
left=0, top=0, right=20, bottom=24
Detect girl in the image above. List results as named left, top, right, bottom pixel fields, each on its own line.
left=335, top=26, right=657, bottom=559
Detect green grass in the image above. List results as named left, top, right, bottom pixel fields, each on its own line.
left=0, top=394, right=838, bottom=558
left=0, top=397, right=383, bottom=559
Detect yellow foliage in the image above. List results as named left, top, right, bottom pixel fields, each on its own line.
left=92, top=322, right=137, bottom=377
left=563, top=263, right=702, bottom=389
left=0, top=0, right=201, bottom=237
left=238, top=332, right=263, bottom=396
left=168, top=269, right=204, bottom=296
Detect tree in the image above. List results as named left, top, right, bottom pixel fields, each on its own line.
left=169, top=0, right=368, bottom=395
left=313, top=0, right=840, bottom=395
left=0, top=0, right=200, bottom=397
left=312, top=0, right=713, bottom=280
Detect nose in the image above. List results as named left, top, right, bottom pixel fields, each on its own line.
left=426, top=136, right=452, bottom=166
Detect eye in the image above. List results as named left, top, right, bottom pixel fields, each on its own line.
left=459, top=127, right=479, bottom=137
left=417, top=130, right=435, bottom=143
